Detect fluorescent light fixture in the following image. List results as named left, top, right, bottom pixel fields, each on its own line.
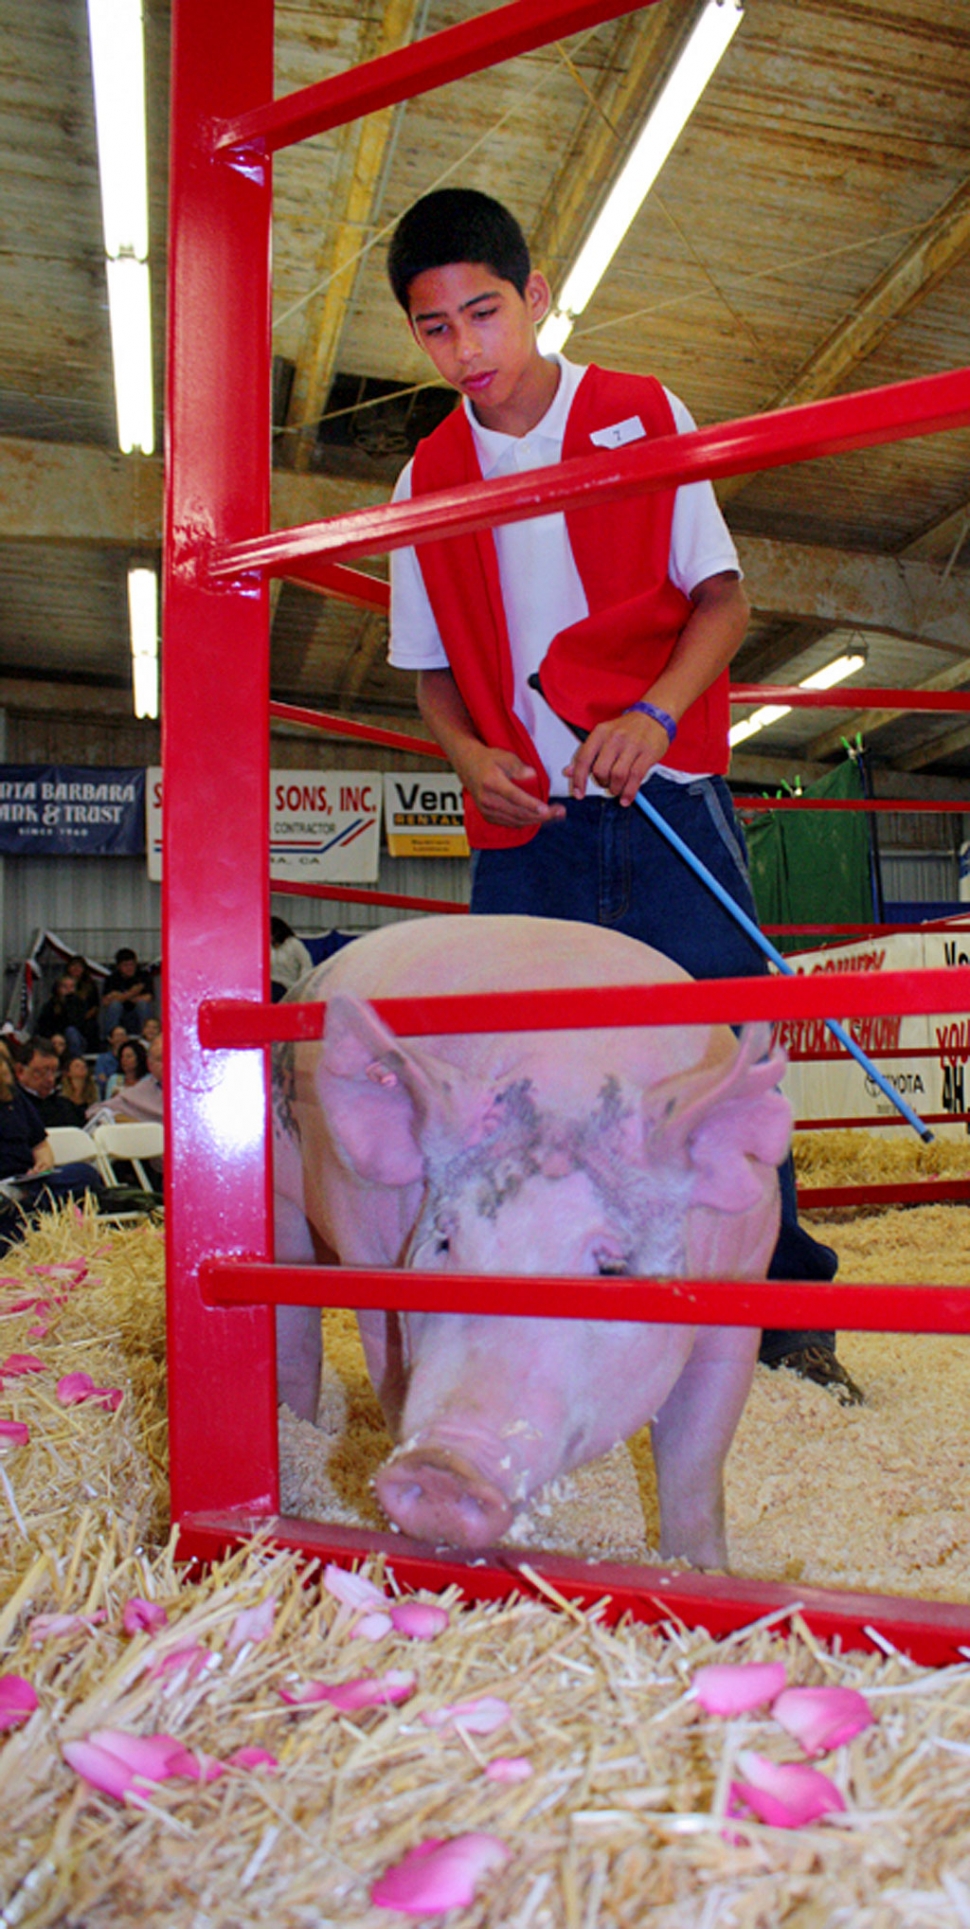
left=538, top=0, right=743, bottom=352
left=728, top=651, right=867, bottom=749
left=87, top=0, right=149, bottom=259
left=128, top=565, right=159, bottom=720
left=87, top=0, right=154, bottom=454
left=106, top=257, right=154, bottom=455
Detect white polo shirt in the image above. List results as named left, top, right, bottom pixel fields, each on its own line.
left=388, top=355, right=740, bottom=789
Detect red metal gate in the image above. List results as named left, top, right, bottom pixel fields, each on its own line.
left=164, top=0, right=970, bottom=1661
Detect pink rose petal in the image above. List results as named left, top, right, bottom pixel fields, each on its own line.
left=0, top=1354, right=45, bottom=1376
left=27, top=1322, right=49, bottom=1340
left=484, top=1756, right=533, bottom=1784
left=3, top=1296, right=49, bottom=1316
left=692, top=1661, right=788, bottom=1717
left=227, top=1597, right=276, bottom=1652
left=227, top=1746, right=278, bottom=1771
left=123, top=1598, right=169, bottom=1636
left=55, top=1372, right=96, bottom=1404
left=280, top=1669, right=416, bottom=1711
left=62, top=1728, right=189, bottom=1800
left=323, top=1563, right=386, bottom=1613
left=772, top=1686, right=875, bottom=1757
left=32, top=1261, right=87, bottom=1283
left=144, top=1643, right=213, bottom=1682
left=390, top=1601, right=450, bottom=1641
left=351, top=1611, right=394, bottom=1642
left=420, top=1696, right=510, bottom=1735
left=371, top=1833, right=509, bottom=1915
left=0, top=1674, right=38, bottom=1729
left=28, top=1612, right=106, bottom=1645
left=0, top=1419, right=30, bottom=1449
left=55, top=1373, right=122, bottom=1412
left=730, top=1750, right=845, bottom=1829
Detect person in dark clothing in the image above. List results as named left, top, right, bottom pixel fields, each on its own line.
left=0, top=1041, right=103, bottom=1249
left=99, top=948, right=155, bottom=1039
left=36, top=975, right=93, bottom=1061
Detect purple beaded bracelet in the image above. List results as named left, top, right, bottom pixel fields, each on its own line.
left=629, top=699, right=678, bottom=744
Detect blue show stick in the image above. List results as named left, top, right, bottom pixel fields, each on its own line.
left=629, top=782, right=934, bottom=1143
left=527, top=671, right=932, bottom=1142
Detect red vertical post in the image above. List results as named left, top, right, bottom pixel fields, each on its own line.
left=163, top=0, right=277, bottom=1517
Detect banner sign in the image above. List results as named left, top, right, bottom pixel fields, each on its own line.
left=147, top=768, right=381, bottom=885
left=383, top=771, right=469, bottom=857
left=0, top=766, right=145, bottom=857
left=780, top=925, right=970, bottom=1140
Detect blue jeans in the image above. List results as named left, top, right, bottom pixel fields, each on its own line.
left=471, top=781, right=837, bottom=1350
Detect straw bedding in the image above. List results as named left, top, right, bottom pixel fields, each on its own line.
left=0, top=1150, right=969, bottom=1925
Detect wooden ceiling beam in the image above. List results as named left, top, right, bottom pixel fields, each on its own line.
left=282, top=0, right=422, bottom=477
left=3, top=442, right=969, bottom=646
left=0, top=437, right=384, bottom=541
left=719, top=170, right=970, bottom=504
left=735, top=534, right=970, bottom=655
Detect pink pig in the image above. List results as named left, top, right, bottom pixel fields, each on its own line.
left=272, top=915, right=790, bottom=1568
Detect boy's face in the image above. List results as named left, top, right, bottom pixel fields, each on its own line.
left=406, top=261, right=552, bottom=428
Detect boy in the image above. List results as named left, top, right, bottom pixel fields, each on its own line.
left=386, top=187, right=857, bottom=1402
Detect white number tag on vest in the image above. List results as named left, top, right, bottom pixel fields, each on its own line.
left=589, top=415, right=646, bottom=450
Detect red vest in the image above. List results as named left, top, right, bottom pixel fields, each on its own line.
left=410, top=364, right=731, bottom=849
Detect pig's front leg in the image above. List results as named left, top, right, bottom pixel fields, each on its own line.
left=274, top=1194, right=325, bottom=1422
left=650, top=1324, right=759, bottom=1569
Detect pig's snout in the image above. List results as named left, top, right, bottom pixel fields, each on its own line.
left=375, top=1445, right=514, bottom=1549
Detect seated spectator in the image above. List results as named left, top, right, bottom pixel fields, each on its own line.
left=12, top=1035, right=67, bottom=1127
left=100, top=947, right=155, bottom=1039
left=105, top=1036, right=148, bottom=1099
left=0, top=1040, right=103, bottom=1249
left=94, top=1024, right=129, bottom=1099
left=270, top=917, right=313, bottom=1002
left=142, top=1016, right=161, bottom=1046
left=59, top=1054, right=99, bottom=1127
left=64, top=955, right=101, bottom=1049
left=36, top=974, right=93, bottom=1061
left=90, top=1031, right=163, bottom=1126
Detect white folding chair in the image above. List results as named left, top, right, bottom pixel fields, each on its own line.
left=44, top=1126, right=104, bottom=1174
left=90, top=1121, right=164, bottom=1196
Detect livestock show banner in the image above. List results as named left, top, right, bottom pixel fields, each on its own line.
left=0, top=767, right=145, bottom=856
left=779, top=924, right=970, bottom=1140
left=383, top=771, right=469, bottom=857
left=146, top=768, right=381, bottom=884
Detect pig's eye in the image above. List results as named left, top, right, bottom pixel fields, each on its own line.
left=434, top=1232, right=451, bottom=1256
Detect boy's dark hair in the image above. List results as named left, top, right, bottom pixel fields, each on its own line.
left=388, top=189, right=531, bottom=311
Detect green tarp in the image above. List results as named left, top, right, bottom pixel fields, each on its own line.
left=743, top=759, right=874, bottom=955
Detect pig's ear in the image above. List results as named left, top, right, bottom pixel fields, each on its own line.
left=646, top=1025, right=792, bottom=1213
left=318, top=993, right=489, bottom=1186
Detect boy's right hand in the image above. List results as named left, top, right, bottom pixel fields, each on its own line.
left=462, top=744, right=566, bottom=830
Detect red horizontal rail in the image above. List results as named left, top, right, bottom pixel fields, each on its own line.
left=735, top=797, right=970, bottom=813
left=771, top=922, right=968, bottom=937
left=272, top=878, right=467, bottom=914
left=732, top=684, right=970, bottom=713
left=270, top=701, right=442, bottom=757
left=176, top=1514, right=970, bottom=1666
left=209, top=368, right=970, bottom=579
left=212, top=0, right=655, bottom=153
left=284, top=562, right=389, bottom=612
left=198, top=963, right=970, bottom=1048
left=200, top=1258, right=970, bottom=1333
left=798, top=1178, right=970, bottom=1209
left=795, top=1112, right=963, bottom=1131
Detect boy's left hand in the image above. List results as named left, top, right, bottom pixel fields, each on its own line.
left=565, top=709, right=672, bottom=807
